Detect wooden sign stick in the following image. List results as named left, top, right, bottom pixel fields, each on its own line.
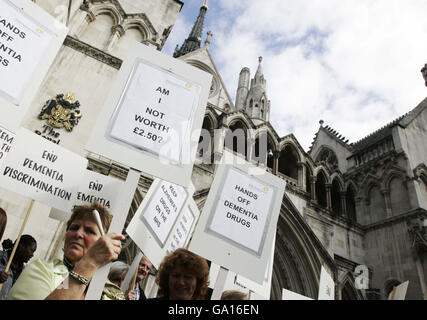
left=0, top=199, right=35, bottom=291
left=130, top=267, right=139, bottom=291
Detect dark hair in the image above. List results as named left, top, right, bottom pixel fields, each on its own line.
left=16, top=234, right=37, bottom=249
left=2, top=239, right=13, bottom=251
left=66, top=201, right=112, bottom=233
left=156, top=248, right=209, bottom=300
left=0, top=207, right=7, bottom=241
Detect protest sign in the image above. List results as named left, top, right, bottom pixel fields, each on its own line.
left=0, top=0, right=68, bottom=132
left=209, top=235, right=275, bottom=300
left=189, top=150, right=286, bottom=284
left=0, top=125, right=14, bottom=168
left=49, top=169, right=125, bottom=221
left=126, top=178, right=197, bottom=268
left=85, top=41, right=212, bottom=187
left=388, top=280, right=409, bottom=300
left=318, top=266, right=335, bottom=300
left=282, top=288, right=314, bottom=300
left=0, top=127, right=87, bottom=211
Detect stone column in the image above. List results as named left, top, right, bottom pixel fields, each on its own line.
left=105, top=24, right=125, bottom=53
left=273, top=151, right=280, bottom=175
left=246, top=137, right=254, bottom=162
left=310, top=176, right=317, bottom=203
left=69, top=7, right=95, bottom=38
left=326, top=183, right=332, bottom=210
left=297, top=161, right=306, bottom=190
left=340, top=191, right=347, bottom=217
left=213, top=124, right=227, bottom=164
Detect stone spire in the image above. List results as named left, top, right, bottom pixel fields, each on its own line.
left=173, top=0, right=208, bottom=58
left=243, top=56, right=270, bottom=123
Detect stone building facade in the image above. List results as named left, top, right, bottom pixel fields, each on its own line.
left=0, top=0, right=425, bottom=300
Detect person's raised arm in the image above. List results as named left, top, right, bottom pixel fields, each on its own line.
left=45, top=233, right=125, bottom=300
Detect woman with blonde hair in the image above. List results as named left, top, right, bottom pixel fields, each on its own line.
left=7, top=202, right=125, bottom=300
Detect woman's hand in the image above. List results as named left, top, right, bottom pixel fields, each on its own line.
left=84, top=233, right=125, bottom=268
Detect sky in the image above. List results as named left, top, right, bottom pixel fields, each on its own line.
left=162, top=0, right=427, bottom=152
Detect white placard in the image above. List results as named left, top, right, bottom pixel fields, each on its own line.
left=318, top=266, right=335, bottom=300
left=108, top=60, right=199, bottom=165
left=126, top=178, right=197, bottom=268
left=388, top=281, right=409, bottom=300
left=0, top=127, right=87, bottom=211
left=0, top=125, right=15, bottom=168
left=231, top=234, right=276, bottom=299
left=207, top=166, right=275, bottom=254
left=189, top=150, right=286, bottom=284
left=85, top=41, right=211, bottom=187
left=0, top=0, right=68, bottom=132
left=282, top=288, right=314, bottom=300
left=49, top=169, right=126, bottom=221
left=0, top=0, right=52, bottom=104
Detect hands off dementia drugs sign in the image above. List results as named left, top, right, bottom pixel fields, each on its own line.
left=86, top=42, right=211, bottom=187
left=208, top=167, right=275, bottom=254
left=109, top=61, right=198, bottom=165
left=0, top=0, right=67, bottom=132
left=189, top=151, right=286, bottom=284
left=0, top=128, right=87, bottom=211
left=0, top=0, right=51, bottom=104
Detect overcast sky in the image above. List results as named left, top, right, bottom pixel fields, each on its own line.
left=163, top=0, right=427, bottom=151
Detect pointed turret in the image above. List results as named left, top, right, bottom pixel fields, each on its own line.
left=174, top=0, right=208, bottom=58
left=238, top=56, right=270, bottom=124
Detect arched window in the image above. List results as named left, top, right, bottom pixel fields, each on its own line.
left=316, top=171, right=327, bottom=208
left=198, top=116, right=213, bottom=163
left=80, top=13, right=115, bottom=50
left=111, top=27, right=145, bottom=58
left=249, top=99, right=253, bottom=108
left=278, top=145, right=299, bottom=180
left=225, top=121, right=247, bottom=158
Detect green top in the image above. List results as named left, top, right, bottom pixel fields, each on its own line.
left=101, top=280, right=126, bottom=300
left=7, top=258, right=69, bottom=300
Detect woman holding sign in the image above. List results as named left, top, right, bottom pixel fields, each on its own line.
left=7, top=202, right=125, bottom=300
left=155, top=248, right=209, bottom=300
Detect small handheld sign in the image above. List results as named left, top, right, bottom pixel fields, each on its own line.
left=126, top=178, right=197, bottom=268
left=85, top=41, right=212, bottom=188
left=0, top=0, right=68, bottom=132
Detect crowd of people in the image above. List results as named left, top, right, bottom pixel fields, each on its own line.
left=0, top=202, right=249, bottom=301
